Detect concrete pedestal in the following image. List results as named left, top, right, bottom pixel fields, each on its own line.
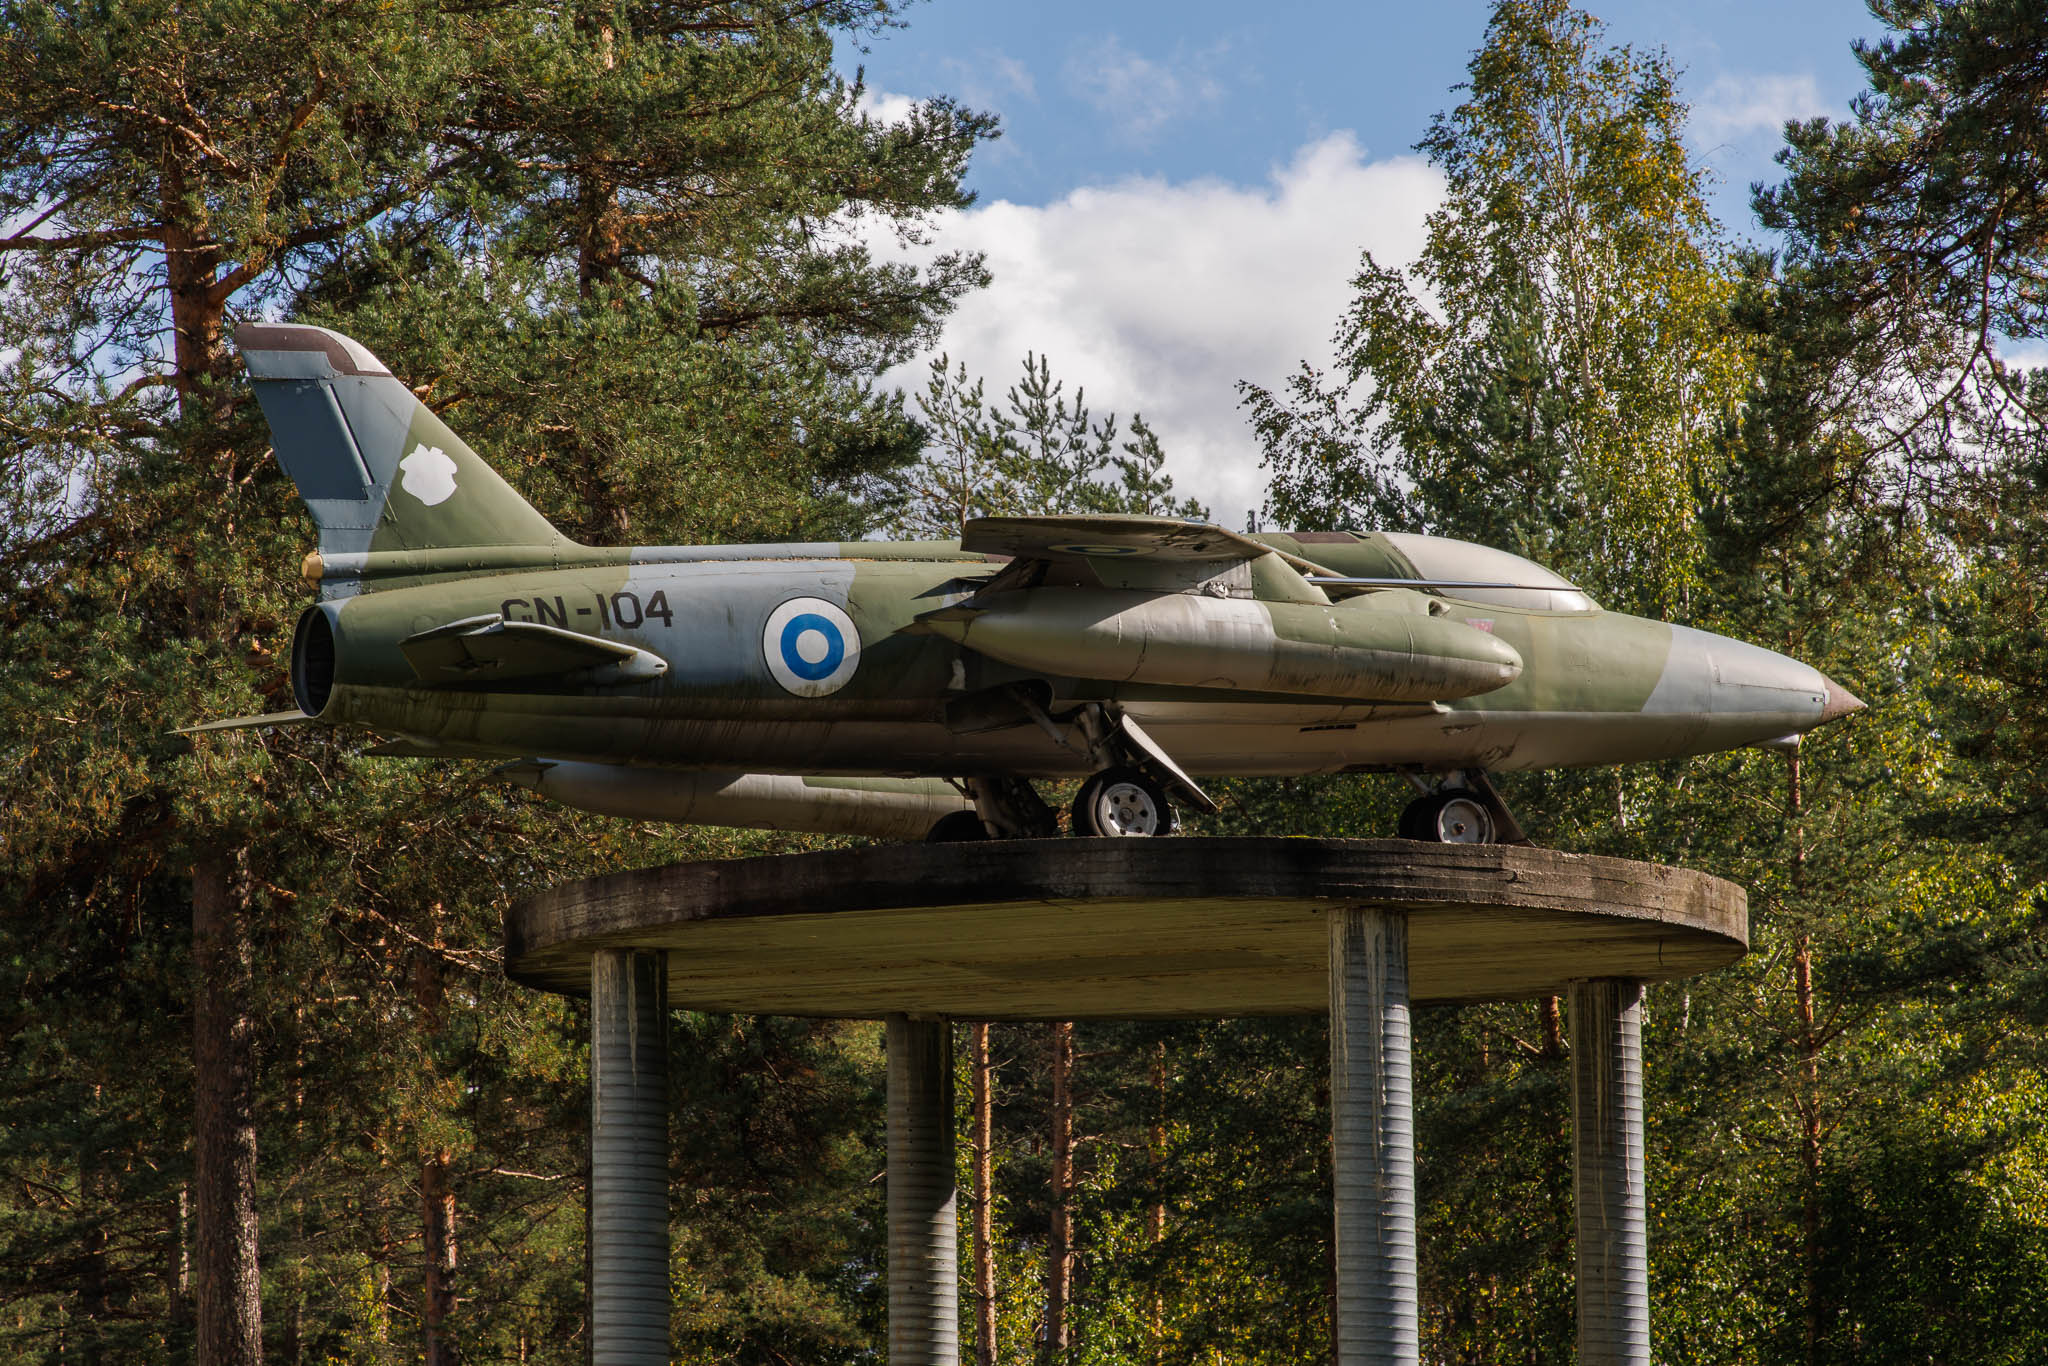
left=887, top=1015, right=959, bottom=1365
left=1571, top=978, right=1648, bottom=1366
left=511, top=840, right=1742, bottom=1364
left=589, top=949, right=669, bottom=1366
left=1329, top=908, right=1418, bottom=1366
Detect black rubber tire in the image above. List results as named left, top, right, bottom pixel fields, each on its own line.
left=924, top=810, right=991, bottom=843
left=1399, top=790, right=1496, bottom=844
left=1072, top=767, right=1176, bottom=837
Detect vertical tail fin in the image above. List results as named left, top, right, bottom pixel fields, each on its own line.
left=236, top=324, right=574, bottom=594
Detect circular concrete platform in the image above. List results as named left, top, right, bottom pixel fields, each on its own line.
left=504, top=839, right=1746, bottom=1019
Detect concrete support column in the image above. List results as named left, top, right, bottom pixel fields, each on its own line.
left=590, top=949, right=669, bottom=1366
left=887, top=1015, right=958, bottom=1365
left=1570, top=978, right=1649, bottom=1366
left=1328, top=907, right=1418, bottom=1366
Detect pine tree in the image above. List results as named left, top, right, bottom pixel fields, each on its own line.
left=892, top=353, right=1202, bottom=540
left=1, top=2, right=993, bottom=1360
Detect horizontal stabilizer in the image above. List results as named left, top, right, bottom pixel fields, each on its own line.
left=175, top=709, right=312, bottom=735
left=400, top=615, right=667, bottom=687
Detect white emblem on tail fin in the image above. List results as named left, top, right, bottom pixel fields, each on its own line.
left=399, top=444, right=458, bottom=507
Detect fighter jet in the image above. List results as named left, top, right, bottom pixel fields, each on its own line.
left=192, top=323, right=1864, bottom=844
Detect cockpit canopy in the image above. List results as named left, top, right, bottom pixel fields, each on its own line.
left=1378, top=533, right=1598, bottom=613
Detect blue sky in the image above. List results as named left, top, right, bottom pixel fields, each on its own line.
left=854, top=0, right=1877, bottom=231
left=847, top=1, right=1889, bottom=523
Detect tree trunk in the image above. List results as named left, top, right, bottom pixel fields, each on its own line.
left=80, top=1137, right=108, bottom=1366
left=1540, top=995, right=1564, bottom=1059
left=1148, top=1038, right=1167, bottom=1361
left=574, top=18, right=625, bottom=301
left=1041, top=1020, right=1075, bottom=1362
left=417, top=928, right=459, bottom=1366
left=171, top=1183, right=192, bottom=1348
left=423, top=1149, right=459, bottom=1366
left=192, top=853, right=262, bottom=1366
left=1315, top=1072, right=1335, bottom=1366
left=971, top=1023, right=997, bottom=1366
left=1788, top=751, right=1824, bottom=1363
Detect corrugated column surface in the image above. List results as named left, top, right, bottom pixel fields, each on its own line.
left=1328, top=907, right=1418, bottom=1366
left=887, top=1015, right=959, bottom=1365
left=1571, top=978, right=1649, bottom=1366
left=590, top=949, right=670, bottom=1366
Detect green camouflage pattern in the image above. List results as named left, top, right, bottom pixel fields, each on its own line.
left=235, top=324, right=1859, bottom=808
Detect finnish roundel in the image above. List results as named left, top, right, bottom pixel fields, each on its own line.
left=763, top=597, right=860, bottom=697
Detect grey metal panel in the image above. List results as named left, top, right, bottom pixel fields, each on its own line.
left=887, top=1015, right=958, bottom=1365
left=620, top=560, right=857, bottom=695
left=242, top=348, right=340, bottom=381
left=591, top=950, right=670, bottom=1366
left=1329, top=908, right=1418, bottom=1366
left=1571, top=979, right=1649, bottom=1366
left=252, top=381, right=373, bottom=504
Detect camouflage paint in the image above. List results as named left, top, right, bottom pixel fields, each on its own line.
left=240, top=324, right=1847, bottom=792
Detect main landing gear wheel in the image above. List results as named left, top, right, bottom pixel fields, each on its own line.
left=925, top=810, right=991, bottom=843
left=1399, top=789, right=1496, bottom=844
left=1073, top=767, right=1178, bottom=838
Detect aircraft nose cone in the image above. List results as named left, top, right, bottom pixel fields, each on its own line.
left=1818, top=676, right=1866, bottom=726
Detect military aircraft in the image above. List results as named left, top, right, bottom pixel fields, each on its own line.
left=191, top=323, right=1864, bottom=844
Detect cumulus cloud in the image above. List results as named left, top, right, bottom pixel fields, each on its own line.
left=872, top=133, right=1444, bottom=524
left=1063, top=35, right=1230, bottom=146
left=854, top=86, right=920, bottom=126
left=1691, top=72, right=1830, bottom=148
left=1999, top=339, right=2048, bottom=373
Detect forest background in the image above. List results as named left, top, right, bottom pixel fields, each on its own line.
left=3, top=0, right=2046, bottom=1363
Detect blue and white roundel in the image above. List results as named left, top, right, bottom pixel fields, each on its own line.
left=763, top=597, right=860, bottom=697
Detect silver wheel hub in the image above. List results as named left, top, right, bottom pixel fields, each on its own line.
left=1096, top=782, right=1162, bottom=836
left=1435, top=795, right=1494, bottom=843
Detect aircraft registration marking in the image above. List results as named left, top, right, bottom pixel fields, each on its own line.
left=498, top=591, right=675, bottom=630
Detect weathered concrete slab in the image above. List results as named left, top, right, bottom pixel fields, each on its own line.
left=504, top=839, right=1745, bottom=1019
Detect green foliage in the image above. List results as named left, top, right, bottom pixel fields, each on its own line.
left=0, top=0, right=990, bottom=1360
left=891, top=352, right=1205, bottom=537
left=1755, top=0, right=2048, bottom=503
left=5, top=1, right=2048, bottom=1363
left=1245, top=0, right=1751, bottom=612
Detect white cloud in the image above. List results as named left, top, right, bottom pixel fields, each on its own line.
left=873, top=133, right=1444, bottom=525
left=1691, top=72, right=1830, bottom=148
left=1998, top=339, right=2048, bottom=373
left=855, top=86, right=919, bottom=126
left=1063, top=36, right=1230, bottom=146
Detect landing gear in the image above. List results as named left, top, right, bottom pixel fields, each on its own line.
left=964, top=775, right=1058, bottom=840
left=1397, top=771, right=1527, bottom=845
left=1072, top=767, right=1179, bottom=838
left=924, top=810, right=990, bottom=843
left=947, top=702, right=1212, bottom=841
left=1399, top=789, right=1495, bottom=843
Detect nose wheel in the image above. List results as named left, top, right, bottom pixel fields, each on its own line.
left=1073, top=767, right=1179, bottom=837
